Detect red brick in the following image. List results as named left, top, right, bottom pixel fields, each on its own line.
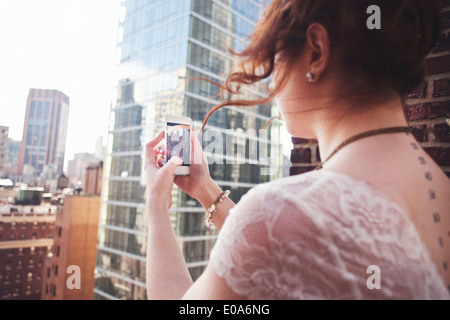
left=291, top=148, right=311, bottom=164
left=424, top=147, right=450, bottom=166
left=403, top=100, right=450, bottom=120
left=433, top=78, right=450, bottom=97
left=426, top=100, right=450, bottom=119
left=290, top=166, right=316, bottom=176
left=406, top=81, right=427, bottom=99
left=411, top=125, right=428, bottom=142
left=292, top=137, right=317, bottom=144
left=433, top=123, right=450, bottom=142
left=427, top=55, right=450, bottom=75
left=403, top=104, right=427, bottom=121
left=432, top=32, right=450, bottom=53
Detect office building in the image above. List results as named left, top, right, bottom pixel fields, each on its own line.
left=94, top=0, right=282, bottom=300
left=18, top=89, right=70, bottom=178
left=0, top=188, right=57, bottom=300
left=84, top=161, right=103, bottom=196
left=0, top=126, right=8, bottom=178
left=7, top=138, right=21, bottom=176
left=42, top=194, right=100, bottom=300
left=66, top=153, right=101, bottom=189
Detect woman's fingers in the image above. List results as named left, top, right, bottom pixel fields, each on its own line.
left=145, top=130, right=165, bottom=169
left=147, top=130, right=165, bottom=149
left=155, top=145, right=167, bottom=156
left=156, top=153, right=164, bottom=167
left=161, top=156, right=183, bottom=175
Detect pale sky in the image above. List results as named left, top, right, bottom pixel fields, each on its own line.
left=0, top=0, right=121, bottom=169
left=0, top=0, right=292, bottom=173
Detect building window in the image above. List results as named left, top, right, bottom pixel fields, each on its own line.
left=25, top=285, right=32, bottom=296
left=2, top=288, right=9, bottom=299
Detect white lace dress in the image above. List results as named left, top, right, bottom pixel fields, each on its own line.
left=210, top=170, right=449, bottom=299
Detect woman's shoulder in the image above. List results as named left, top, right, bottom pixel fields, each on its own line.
left=232, top=169, right=411, bottom=233
left=241, top=169, right=402, bottom=209
left=243, top=169, right=334, bottom=199
left=247, top=169, right=366, bottom=195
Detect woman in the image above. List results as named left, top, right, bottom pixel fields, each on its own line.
left=144, top=0, right=450, bottom=299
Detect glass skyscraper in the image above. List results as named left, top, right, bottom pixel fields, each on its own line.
left=94, top=0, right=282, bottom=300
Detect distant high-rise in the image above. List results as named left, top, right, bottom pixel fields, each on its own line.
left=7, top=138, right=21, bottom=175
left=18, top=89, right=70, bottom=178
left=94, top=0, right=282, bottom=300
left=66, top=153, right=100, bottom=189
left=0, top=126, right=8, bottom=178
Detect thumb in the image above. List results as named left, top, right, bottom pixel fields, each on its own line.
left=161, top=156, right=183, bottom=175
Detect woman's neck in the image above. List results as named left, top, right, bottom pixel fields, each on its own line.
left=313, top=97, right=409, bottom=167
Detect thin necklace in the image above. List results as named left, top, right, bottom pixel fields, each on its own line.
left=315, top=126, right=411, bottom=170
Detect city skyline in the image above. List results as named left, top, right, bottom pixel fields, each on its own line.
left=0, top=0, right=121, bottom=169
left=0, top=0, right=292, bottom=173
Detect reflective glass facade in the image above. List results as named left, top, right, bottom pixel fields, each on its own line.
left=94, top=0, right=282, bottom=300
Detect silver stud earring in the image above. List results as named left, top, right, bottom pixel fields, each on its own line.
left=306, top=72, right=315, bottom=83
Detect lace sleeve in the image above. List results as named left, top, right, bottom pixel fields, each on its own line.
left=209, top=172, right=450, bottom=300
left=209, top=183, right=347, bottom=300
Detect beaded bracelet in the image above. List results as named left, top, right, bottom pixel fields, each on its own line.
left=205, top=190, right=230, bottom=229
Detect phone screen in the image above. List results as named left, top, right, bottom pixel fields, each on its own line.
left=166, top=122, right=190, bottom=166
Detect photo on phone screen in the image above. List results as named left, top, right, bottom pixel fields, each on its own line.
left=166, top=122, right=191, bottom=166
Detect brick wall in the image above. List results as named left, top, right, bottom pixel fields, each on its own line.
left=290, top=1, right=450, bottom=178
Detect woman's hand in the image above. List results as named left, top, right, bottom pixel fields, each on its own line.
left=146, top=129, right=234, bottom=229
left=173, top=130, right=218, bottom=203
left=145, top=130, right=183, bottom=210
left=174, top=130, right=235, bottom=229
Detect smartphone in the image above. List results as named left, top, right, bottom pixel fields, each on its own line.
left=164, top=115, right=192, bottom=176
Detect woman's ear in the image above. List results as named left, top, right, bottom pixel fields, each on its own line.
left=305, top=23, right=330, bottom=82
